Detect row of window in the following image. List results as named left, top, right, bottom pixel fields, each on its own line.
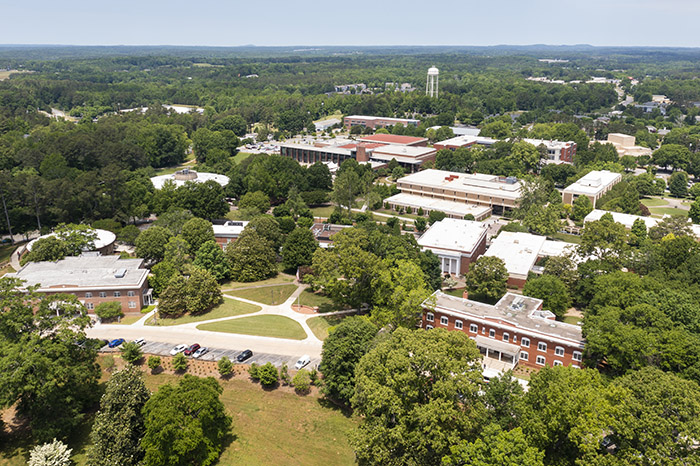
left=425, top=312, right=582, bottom=362
left=86, top=302, right=136, bottom=310
left=84, top=291, right=136, bottom=298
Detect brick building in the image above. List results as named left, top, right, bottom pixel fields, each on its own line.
left=562, top=170, right=622, bottom=205
left=213, top=220, right=248, bottom=249
left=417, top=218, right=488, bottom=275
left=423, top=291, right=584, bottom=370
left=9, top=255, right=152, bottom=314
left=343, top=115, right=420, bottom=131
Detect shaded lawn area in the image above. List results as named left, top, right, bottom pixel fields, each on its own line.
left=221, top=274, right=295, bottom=291
left=0, top=264, right=15, bottom=277
left=649, top=206, right=688, bottom=218
left=641, top=197, right=670, bottom=207
left=297, top=289, right=345, bottom=312
left=310, top=205, right=336, bottom=218
left=232, top=152, right=253, bottom=165
left=197, top=315, right=307, bottom=340
left=549, top=232, right=582, bottom=244
left=562, top=315, right=582, bottom=326
left=443, top=288, right=466, bottom=298
left=0, top=243, right=17, bottom=263
left=226, top=284, right=298, bottom=305
left=146, top=298, right=261, bottom=326
left=307, top=314, right=348, bottom=340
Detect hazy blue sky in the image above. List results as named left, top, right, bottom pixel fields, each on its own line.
left=1, top=0, right=699, bottom=47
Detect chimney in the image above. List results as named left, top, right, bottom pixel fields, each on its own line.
left=356, top=144, right=369, bottom=162
left=462, top=289, right=469, bottom=300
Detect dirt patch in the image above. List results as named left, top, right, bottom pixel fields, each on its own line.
left=291, top=304, right=318, bottom=314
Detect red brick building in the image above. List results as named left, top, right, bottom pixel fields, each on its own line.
left=213, top=221, right=248, bottom=249
left=422, top=291, right=584, bottom=370
left=343, top=115, right=420, bottom=131
left=417, top=219, right=488, bottom=275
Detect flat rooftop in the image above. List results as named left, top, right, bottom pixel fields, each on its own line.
left=430, top=291, right=583, bottom=345
left=345, top=115, right=419, bottom=124
left=484, top=232, right=546, bottom=279
left=213, top=221, right=249, bottom=237
left=418, top=218, right=488, bottom=253
left=150, top=171, right=230, bottom=189
left=370, top=145, right=435, bottom=163
left=385, top=193, right=492, bottom=219
left=398, top=169, right=522, bottom=200
left=357, top=134, right=428, bottom=145
left=27, top=228, right=116, bottom=252
left=563, top=170, right=621, bottom=196
left=584, top=209, right=660, bottom=229
left=9, top=255, right=148, bottom=291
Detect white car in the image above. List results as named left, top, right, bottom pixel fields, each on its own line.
left=192, top=347, right=208, bottom=358
left=294, top=355, right=311, bottom=370
left=134, top=338, right=146, bottom=346
left=169, top=344, right=187, bottom=355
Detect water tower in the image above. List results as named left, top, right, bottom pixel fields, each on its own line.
left=426, top=66, right=439, bottom=98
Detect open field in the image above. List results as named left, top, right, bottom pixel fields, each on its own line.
left=222, top=274, right=295, bottom=291
left=0, top=367, right=357, bottom=466
left=307, top=314, right=347, bottom=340
left=146, top=298, right=261, bottom=326
left=198, top=315, right=307, bottom=340
left=641, top=197, right=670, bottom=207
left=298, top=289, right=345, bottom=312
left=649, top=207, right=688, bottom=218
left=232, top=152, right=254, bottom=165
left=227, top=284, right=298, bottom=305
left=310, top=205, right=336, bottom=218
left=549, top=232, right=582, bottom=244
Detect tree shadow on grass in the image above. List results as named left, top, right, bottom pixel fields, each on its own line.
left=317, top=396, right=353, bottom=418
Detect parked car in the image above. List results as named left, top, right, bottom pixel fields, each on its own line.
left=170, top=344, right=187, bottom=355
left=294, top=355, right=311, bottom=370
left=237, top=350, right=253, bottom=362
left=192, top=347, right=208, bottom=358
left=184, top=344, right=201, bottom=356
left=108, top=338, right=125, bottom=348
left=134, top=338, right=146, bottom=346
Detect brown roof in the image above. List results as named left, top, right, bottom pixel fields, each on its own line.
left=358, top=134, right=428, bottom=145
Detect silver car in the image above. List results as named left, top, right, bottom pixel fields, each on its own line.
left=169, top=344, right=187, bottom=355
left=192, top=347, right=208, bottom=358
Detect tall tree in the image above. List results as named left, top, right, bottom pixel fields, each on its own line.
left=225, top=231, right=277, bottom=282
left=181, top=217, right=215, bottom=256
left=465, top=256, right=508, bottom=302
left=193, top=240, right=231, bottom=281
left=281, top=227, right=318, bottom=271
left=135, top=226, right=173, bottom=264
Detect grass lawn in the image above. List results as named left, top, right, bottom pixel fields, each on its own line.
left=153, top=163, right=191, bottom=176
left=222, top=274, right=295, bottom=291
left=641, top=197, right=669, bottom=207
left=310, top=205, right=336, bottom=218
left=649, top=207, right=688, bottom=218
left=549, top=232, right=582, bottom=244
left=0, top=264, right=15, bottom=277
left=0, top=243, right=17, bottom=263
left=0, top=372, right=357, bottom=466
left=443, top=288, right=467, bottom=298
left=147, top=298, right=261, bottom=326
left=232, top=152, right=254, bottom=165
left=307, top=314, right=348, bottom=340
left=226, top=284, right=298, bottom=305
left=298, top=289, right=345, bottom=312
left=197, top=315, right=307, bottom=340
left=562, top=315, right=582, bottom=326
left=314, top=111, right=343, bottom=123
left=113, top=314, right=143, bottom=325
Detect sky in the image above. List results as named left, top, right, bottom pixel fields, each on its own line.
left=1, top=0, right=699, bottom=48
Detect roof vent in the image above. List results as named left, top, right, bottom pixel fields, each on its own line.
left=114, top=268, right=127, bottom=278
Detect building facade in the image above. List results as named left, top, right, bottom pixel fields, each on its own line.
left=562, top=170, right=622, bottom=205
left=417, top=219, right=488, bottom=275
left=423, top=291, right=584, bottom=370
left=213, top=220, right=249, bottom=249
left=343, top=115, right=420, bottom=130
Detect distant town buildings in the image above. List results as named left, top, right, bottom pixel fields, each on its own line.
left=417, top=219, right=488, bottom=275
left=434, top=136, right=577, bottom=164
left=343, top=115, right=420, bottom=131
left=150, top=169, right=230, bottom=190
left=8, top=255, right=153, bottom=314
left=562, top=170, right=622, bottom=205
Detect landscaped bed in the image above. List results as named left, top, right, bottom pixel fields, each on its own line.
left=197, top=315, right=307, bottom=340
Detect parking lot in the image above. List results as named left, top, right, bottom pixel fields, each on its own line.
left=101, top=340, right=321, bottom=369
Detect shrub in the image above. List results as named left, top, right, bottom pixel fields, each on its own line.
left=248, top=362, right=259, bottom=379
left=384, top=202, right=390, bottom=210
left=257, top=362, right=279, bottom=386
left=293, top=369, right=312, bottom=394
left=120, top=341, right=143, bottom=364
left=218, top=357, right=233, bottom=377
left=280, top=363, right=291, bottom=385
left=417, top=207, right=424, bottom=216
left=309, top=368, right=318, bottom=385
left=95, top=301, right=123, bottom=321
left=172, top=353, right=188, bottom=372
left=147, top=356, right=161, bottom=373
left=29, top=439, right=72, bottom=466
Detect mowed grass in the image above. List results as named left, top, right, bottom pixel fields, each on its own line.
left=310, top=205, right=336, bottom=218
left=549, top=232, right=582, bottom=244
left=0, top=243, right=17, bottom=263
left=0, top=372, right=357, bottom=466
left=226, top=284, right=298, bottom=305
left=232, top=152, right=254, bottom=165
left=147, top=298, right=261, bottom=326
left=641, top=197, right=670, bottom=207
left=221, top=274, right=295, bottom=291
left=307, top=314, right=348, bottom=340
left=562, top=315, right=583, bottom=325
left=113, top=314, right=143, bottom=325
left=298, top=289, right=345, bottom=312
left=649, top=207, right=688, bottom=218
left=198, top=315, right=307, bottom=340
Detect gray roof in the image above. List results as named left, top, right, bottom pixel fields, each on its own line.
left=9, top=255, right=148, bottom=291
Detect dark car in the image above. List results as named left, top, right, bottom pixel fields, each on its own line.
left=184, top=343, right=201, bottom=356
left=108, top=338, right=125, bottom=348
left=237, top=350, right=253, bottom=362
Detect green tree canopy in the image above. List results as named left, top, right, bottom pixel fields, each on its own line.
left=523, top=275, right=572, bottom=319
left=281, top=227, right=318, bottom=271
left=465, top=256, right=508, bottom=302
left=135, top=226, right=173, bottom=264
left=225, top=231, right=277, bottom=282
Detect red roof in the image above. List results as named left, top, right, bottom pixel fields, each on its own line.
left=338, top=142, right=385, bottom=150
left=357, top=134, right=428, bottom=146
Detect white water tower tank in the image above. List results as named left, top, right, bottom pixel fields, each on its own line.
left=427, top=66, right=439, bottom=98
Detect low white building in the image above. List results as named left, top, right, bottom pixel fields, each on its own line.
left=417, top=219, right=488, bottom=275
left=584, top=209, right=660, bottom=229
left=562, top=170, right=622, bottom=205
left=150, top=169, right=230, bottom=190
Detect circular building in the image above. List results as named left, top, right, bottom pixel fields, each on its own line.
left=24, top=228, right=117, bottom=257
left=150, top=169, right=230, bottom=190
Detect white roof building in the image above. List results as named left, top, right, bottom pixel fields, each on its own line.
left=385, top=193, right=492, bottom=221
left=584, top=209, right=660, bottom=230
left=150, top=169, right=230, bottom=190
left=562, top=170, right=622, bottom=204
left=26, top=228, right=116, bottom=253
left=417, top=219, right=489, bottom=275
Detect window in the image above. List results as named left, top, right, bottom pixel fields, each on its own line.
left=554, top=360, right=563, bottom=366
left=573, top=351, right=582, bottom=362
left=455, top=320, right=463, bottom=330
left=521, top=337, right=530, bottom=348
left=488, top=329, right=495, bottom=338
left=86, top=302, right=94, bottom=310
left=520, top=351, right=529, bottom=361
left=84, top=292, right=92, bottom=298
left=536, top=355, right=546, bottom=366
left=128, top=301, right=136, bottom=309
left=113, top=291, right=121, bottom=298
left=426, top=325, right=434, bottom=330
left=440, top=316, right=449, bottom=326
left=512, top=335, right=517, bottom=343
left=503, top=333, right=509, bottom=342
left=426, top=313, right=434, bottom=322
left=127, top=291, right=135, bottom=297
left=469, top=324, right=478, bottom=333
left=99, top=292, right=106, bottom=298
left=538, top=342, right=547, bottom=352
left=555, top=346, right=565, bottom=357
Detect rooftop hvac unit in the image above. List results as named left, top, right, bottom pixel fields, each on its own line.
left=114, top=268, right=127, bottom=278
left=505, top=176, right=517, bottom=184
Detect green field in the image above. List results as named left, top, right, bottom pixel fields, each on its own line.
left=549, top=232, right=582, bottom=244
left=641, top=197, right=670, bottom=207
left=147, top=298, right=261, bottom=326
left=0, top=372, right=357, bottom=466
left=232, top=152, right=254, bottom=165
left=226, top=284, right=298, bottom=305
left=649, top=207, right=688, bottom=218
left=0, top=243, right=17, bottom=264
left=222, top=274, right=295, bottom=291
left=307, top=314, right=347, bottom=340
left=298, top=289, right=344, bottom=312
left=197, top=315, right=307, bottom=340
left=310, top=205, right=336, bottom=218
left=562, top=315, right=583, bottom=326
left=113, top=314, right=143, bottom=325
left=443, top=288, right=467, bottom=298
